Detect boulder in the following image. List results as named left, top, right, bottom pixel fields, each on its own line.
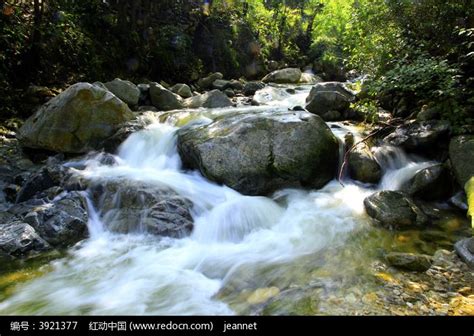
left=224, top=88, right=235, bottom=98
left=262, top=68, right=302, bottom=84
left=384, top=120, right=451, bottom=154
left=170, top=83, right=193, bottom=99
left=0, top=222, right=51, bottom=258
left=183, top=90, right=233, bottom=109
left=348, top=144, right=382, bottom=184
left=149, top=82, right=183, bottom=111
left=299, top=72, right=323, bottom=84
left=403, top=164, right=453, bottom=201
left=137, top=83, right=151, bottom=105
left=91, top=181, right=193, bottom=237
left=17, top=83, right=134, bottom=154
left=455, top=238, right=474, bottom=268
left=305, top=82, right=355, bottom=121
left=385, top=252, right=433, bottom=272
left=243, top=81, right=265, bottom=96
left=104, top=78, right=140, bottom=106
left=449, top=135, right=474, bottom=187
left=178, top=111, right=339, bottom=195
left=228, top=80, right=244, bottom=91
left=198, top=72, right=223, bottom=90
left=364, top=191, right=429, bottom=229
left=212, top=79, right=231, bottom=91
left=22, top=191, right=89, bottom=247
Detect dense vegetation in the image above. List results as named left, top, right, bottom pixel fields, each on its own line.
left=1, top=0, right=473, bottom=127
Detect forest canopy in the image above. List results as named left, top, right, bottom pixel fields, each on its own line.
left=1, top=0, right=473, bottom=126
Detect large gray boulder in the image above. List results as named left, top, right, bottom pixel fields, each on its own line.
left=262, top=68, right=302, bottom=84
left=198, top=72, right=223, bottom=90
left=170, top=83, right=193, bottom=99
left=17, top=83, right=134, bottom=154
left=91, top=181, right=193, bottom=237
left=20, top=191, right=89, bottom=247
left=348, top=144, right=382, bottom=184
left=384, top=120, right=451, bottom=153
left=149, top=83, right=184, bottom=111
left=243, top=81, right=265, bottom=96
left=449, top=135, right=474, bottom=187
left=0, top=222, right=51, bottom=258
left=305, top=82, right=356, bottom=121
left=364, top=191, right=429, bottom=230
left=403, top=164, right=453, bottom=200
left=178, top=111, right=339, bottom=195
left=104, top=78, right=140, bottom=106
left=183, top=90, right=233, bottom=109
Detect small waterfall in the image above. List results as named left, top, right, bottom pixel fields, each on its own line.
left=374, top=145, right=435, bottom=190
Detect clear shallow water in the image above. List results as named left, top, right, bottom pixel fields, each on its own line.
left=0, top=86, right=462, bottom=315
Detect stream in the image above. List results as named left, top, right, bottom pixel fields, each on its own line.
left=0, top=85, right=470, bottom=315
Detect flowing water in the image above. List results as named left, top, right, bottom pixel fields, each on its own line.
left=0, top=86, right=469, bottom=315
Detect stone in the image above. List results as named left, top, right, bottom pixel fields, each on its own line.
left=299, top=72, right=323, bottom=84
left=403, top=164, right=453, bottom=201
left=212, top=79, right=231, bottom=91
left=454, top=238, right=474, bottom=268
left=364, top=191, right=429, bottom=229
left=348, top=144, right=382, bottom=184
left=228, top=80, right=244, bottom=91
left=170, top=83, right=193, bottom=99
left=183, top=90, right=233, bottom=109
left=305, top=82, right=356, bottom=121
left=386, top=252, right=433, bottom=272
left=104, top=78, right=140, bottom=106
left=197, top=72, right=223, bottom=90
left=178, top=110, right=339, bottom=195
left=91, top=181, right=193, bottom=237
left=17, top=83, right=134, bottom=154
left=262, top=68, right=302, bottom=84
left=24, top=191, right=89, bottom=247
left=149, top=83, right=183, bottom=111
left=417, top=106, right=440, bottom=121
left=449, top=135, right=474, bottom=187
left=243, top=81, right=265, bottom=96
left=224, top=88, right=235, bottom=98
left=0, top=222, right=51, bottom=258
left=384, top=120, right=451, bottom=154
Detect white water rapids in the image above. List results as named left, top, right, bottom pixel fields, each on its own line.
left=0, top=86, right=436, bottom=315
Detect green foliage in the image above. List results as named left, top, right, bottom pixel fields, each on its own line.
left=351, top=99, right=379, bottom=124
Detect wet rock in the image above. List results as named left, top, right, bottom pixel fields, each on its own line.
left=137, top=83, right=150, bottom=104
left=384, top=120, right=451, bottom=155
left=16, top=164, right=71, bottom=203
left=170, top=84, right=193, bottom=99
left=149, top=83, right=183, bottom=111
left=183, top=90, right=233, bottom=109
left=403, top=164, right=453, bottom=201
left=178, top=110, right=339, bottom=195
left=364, top=191, right=429, bottom=229
left=104, top=78, right=140, bottom=106
left=305, top=82, right=356, bottom=121
left=449, top=135, right=474, bottom=187
left=197, top=72, right=223, bottom=90
left=22, top=191, right=89, bottom=247
left=243, top=81, right=265, bottom=96
left=454, top=238, right=474, bottom=268
left=0, top=222, right=51, bottom=258
left=386, top=252, right=433, bottom=272
left=299, top=72, right=323, bottom=84
left=348, top=144, right=382, bottom=184
left=91, top=181, right=193, bottom=237
left=262, top=68, right=302, bottom=84
left=17, top=83, right=134, bottom=154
